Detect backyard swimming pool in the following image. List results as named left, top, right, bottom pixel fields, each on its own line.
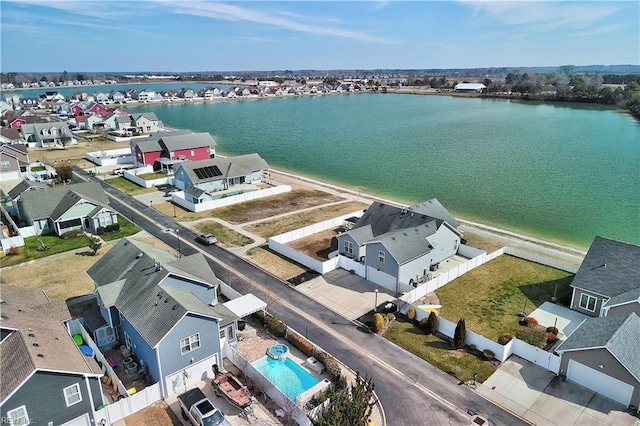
left=252, top=356, right=319, bottom=401
left=211, top=189, right=253, bottom=200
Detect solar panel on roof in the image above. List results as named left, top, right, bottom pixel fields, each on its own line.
left=193, top=165, right=223, bottom=180
left=194, top=168, right=205, bottom=179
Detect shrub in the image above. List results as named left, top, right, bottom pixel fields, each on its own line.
left=372, top=313, right=385, bottom=333
left=453, top=318, right=466, bottom=349
left=97, top=226, right=106, bottom=235
left=7, top=246, right=21, bottom=256
left=113, top=223, right=120, bottom=231
left=482, top=349, right=495, bottom=360
left=264, top=314, right=287, bottom=337
left=315, top=350, right=342, bottom=380
left=523, top=317, right=539, bottom=326
left=425, top=311, right=438, bottom=335
left=286, top=330, right=314, bottom=357
left=61, top=230, right=83, bottom=240
left=498, top=333, right=513, bottom=345
left=407, top=306, right=416, bottom=321
left=516, top=325, right=547, bottom=348
left=469, top=344, right=477, bottom=351
left=105, top=224, right=114, bottom=233
left=547, top=333, right=557, bottom=343
left=419, top=318, right=429, bottom=333
left=385, top=313, right=396, bottom=323
left=546, top=326, right=559, bottom=335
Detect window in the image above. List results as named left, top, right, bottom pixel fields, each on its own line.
left=344, top=241, right=353, bottom=255
left=180, top=333, right=200, bottom=355
left=1, top=161, right=10, bottom=169
left=378, top=251, right=385, bottom=263
left=190, top=150, right=195, bottom=157
left=7, top=406, right=29, bottom=425
left=579, top=294, right=597, bottom=312
left=63, top=383, right=82, bottom=406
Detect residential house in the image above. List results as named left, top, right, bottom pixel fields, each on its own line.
left=131, top=112, right=160, bottom=133
left=8, top=113, right=48, bottom=129
left=19, top=121, right=75, bottom=148
left=0, top=285, right=104, bottom=426
left=43, top=91, right=65, bottom=101
left=554, top=237, right=640, bottom=411
left=173, top=153, right=269, bottom=196
left=454, top=83, right=486, bottom=93
left=87, top=238, right=239, bottom=397
left=178, top=88, right=195, bottom=99
left=0, top=128, right=23, bottom=144
left=0, top=143, right=30, bottom=182
left=110, top=91, right=126, bottom=103
left=336, top=199, right=462, bottom=293
left=84, top=114, right=104, bottom=132
left=160, top=90, right=178, bottom=101
left=7, top=179, right=48, bottom=202
left=94, top=92, right=110, bottom=104
left=131, top=131, right=216, bottom=171
left=13, top=180, right=118, bottom=236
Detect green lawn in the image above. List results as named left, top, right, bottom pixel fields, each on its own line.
left=193, top=221, right=254, bottom=247
left=435, top=255, right=574, bottom=341
left=137, top=172, right=167, bottom=180
left=384, top=317, right=497, bottom=383
left=0, top=234, right=91, bottom=268
left=100, top=216, right=141, bottom=242
left=107, top=177, right=156, bottom=195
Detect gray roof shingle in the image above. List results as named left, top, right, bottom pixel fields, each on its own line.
left=571, top=236, right=640, bottom=298
left=604, top=288, right=640, bottom=309
left=18, top=182, right=110, bottom=222
left=8, top=179, right=48, bottom=200
left=556, top=313, right=640, bottom=382
left=178, top=153, right=268, bottom=184
left=159, top=132, right=216, bottom=152
left=88, top=238, right=230, bottom=348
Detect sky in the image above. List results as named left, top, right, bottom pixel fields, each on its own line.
left=1, top=0, right=638, bottom=73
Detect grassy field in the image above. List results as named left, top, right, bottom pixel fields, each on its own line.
left=435, top=255, right=574, bottom=341
left=28, top=139, right=121, bottom=165
left=153, top=189, right=344, bottom=223
left=244, top=201, right=367, bottom=238
left=193, top=220, right=254, bottom=247
left=100, top=215, right=141, bottom=242
left=138, top=172, right=167, bottom=180
left=462, top=232, right=506, bottom=253
left=244, top=246, right=307, bottom=280
left=0, top=234, right=92, bottom=268
left=384, top=316, right=497, bottom=383
left=107, top=176, right=157, bottom=195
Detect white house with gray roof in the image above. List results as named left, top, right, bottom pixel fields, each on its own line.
left=87, top=238, right=239, bottom=397
left=336, top=199, right=462, bottom=293
left=19, top=121, right=75, bottom=148
left=13, top=181, right=117, bottom=236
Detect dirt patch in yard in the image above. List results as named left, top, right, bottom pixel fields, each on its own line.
left=123, top=401, right=181, bottom=426
left=287, top=228, right=340, bottom=260
left=243, top=245, right=307, bottom=280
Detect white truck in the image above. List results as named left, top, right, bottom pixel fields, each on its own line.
left=177, top=387, right=231, bottom=426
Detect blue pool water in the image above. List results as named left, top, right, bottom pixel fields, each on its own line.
left=252, top=357, right=319, bottom=401
left=211, top=189, right=252, bottom=200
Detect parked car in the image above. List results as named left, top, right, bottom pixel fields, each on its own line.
left=177, top=387, right=230, bottom=426
left=111, top=168, right=125, bottom=175
left=196, top=233, right=218, bottom=245
left=165, top=188, right=180, bottom=197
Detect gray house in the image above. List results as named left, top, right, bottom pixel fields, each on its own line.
left=88, top=238, right=238, bottom=397
left=336, top=199, right=462, bottom=293
left=19, top=121, right=75, bottom=148
left=172, top=153, right=269, bottom=198
left=0, top=285, right=103, bottom=426
left=569, top=236, right=640, bottom=317
left=556, top=313, right=640, bottom=410
left=13, top=181, right=118, bottom=236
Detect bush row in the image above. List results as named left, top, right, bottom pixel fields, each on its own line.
left=96, top=223, right=121, bottom=235
left=285, top=329, right=314, bottom=357
left=252, top=311, right=287, bottom=337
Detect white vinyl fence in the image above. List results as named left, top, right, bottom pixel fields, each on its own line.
left=123, top=167, right=171, bottom=188
left=173, top=185, right=292, bottom=212
left=1, top=235, right=24, bottom=251
left=504, top=247, right=580, bottom=273
left=85, top=148, right=133, bottom=166
left=268, top=210, right=365, bottom=274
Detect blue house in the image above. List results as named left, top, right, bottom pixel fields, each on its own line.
left=336, top=199, right=462, bottom=293
left=172, top=153, right=269, bottom=203
left=87, top=238, right=238, bottom=397
left=0, top=286, right=104, bottom=426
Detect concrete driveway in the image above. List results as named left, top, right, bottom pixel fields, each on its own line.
left=296, top=269, right=396, bottom=320
left=477, top=356, right=638, bottom=426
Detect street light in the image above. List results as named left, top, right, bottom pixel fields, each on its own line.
left=374, top=289, right=379, bottom=312
left=176, top=229, right=182, bottom=258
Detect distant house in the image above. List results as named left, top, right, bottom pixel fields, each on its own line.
left=130, top=131, right=216, bottom=171
left=87, top=238, right=241, bottom=397
left=19, top=121, right=75, bottom=148
left=179, top=89, right=195, bottom=99
left=110, top=91, right=126, bottom=103
left=0, top=128, right=23, bottom=144
left=336, top=199, right=462, bottom=293
left=131, top=112, right=159, bottom=133
left=0, top=143, right=30, bottom=182
left=13, top=180, right=118, bottom=236
left=173, top=153, right=269, bottom=197
left=453, top=83, right=486, bottom=93
left=554, top=237, right=640, bottom=411
left=0, top=285, right=103, bottom=426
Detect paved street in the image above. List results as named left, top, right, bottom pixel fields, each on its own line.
left=84, top=169, right=528, bottom=426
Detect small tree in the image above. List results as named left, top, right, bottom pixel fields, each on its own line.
left=89, top=236, right=102, bottom=256
left=56, top=165, right=73, bottom=182
left=453, top=318, right=466, bottom=349
left=310, top=372, right=375, bottom=426
left=425, top=311, right=438, bottom=335
left=406, top=306, right=416, bottom=321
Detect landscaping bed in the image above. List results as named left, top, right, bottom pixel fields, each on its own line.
left=435, top=255, right=574, bottom=341
left=286, top=228, right=339, bottom=260
left=100, top=216, right=141, bottom=242
left=384, top=315, right=497, bottom=383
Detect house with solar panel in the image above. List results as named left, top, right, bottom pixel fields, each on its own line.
left=87, top=238, right=241, bottom=398
left=172, top=153, right=270, bottom=203
left=130, top=131, right=216, bottom=172
left=336, top=199, right=462, bottom=293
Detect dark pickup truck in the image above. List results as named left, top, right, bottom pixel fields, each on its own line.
left=177, top=387, right=230, bottom=426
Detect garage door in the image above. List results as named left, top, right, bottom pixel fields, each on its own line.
left=567, top=360, right=633, bottom=406
left=366, top=266, right=396, bottom=292
left=61, top=413, right=90, bottom=426
left=165, top=354, right=218, bottom=396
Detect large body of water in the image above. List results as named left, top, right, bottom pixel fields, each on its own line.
left=117, top=93, right=636, bottom=249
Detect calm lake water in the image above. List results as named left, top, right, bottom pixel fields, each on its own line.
left=130, top=94, right=635, bottom=249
